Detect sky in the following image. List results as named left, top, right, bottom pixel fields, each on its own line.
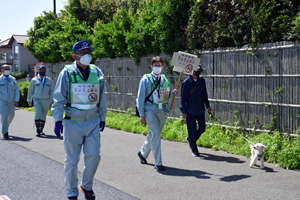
left=0, top=0, right=67, bottom=41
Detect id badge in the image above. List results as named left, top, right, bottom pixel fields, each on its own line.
left=159, top=103, right=162, bottom=109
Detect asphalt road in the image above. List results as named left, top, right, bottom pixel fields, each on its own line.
left=1, top=109, right=300, bottom=200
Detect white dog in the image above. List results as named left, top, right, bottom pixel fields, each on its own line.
left=249, top=143, right=267, bottom=168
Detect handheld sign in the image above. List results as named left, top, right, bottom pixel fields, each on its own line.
left=169, top=51, right=200, bottom=110
left=171, top=51, right=200, bottom=75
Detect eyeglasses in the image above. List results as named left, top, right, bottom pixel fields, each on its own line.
left=153, top=65, right=163, bottom=67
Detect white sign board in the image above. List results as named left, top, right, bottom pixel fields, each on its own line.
left=171, top=51, right=200, bottom=75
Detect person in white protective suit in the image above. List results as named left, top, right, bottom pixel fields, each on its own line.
left=136, top=56, right=179, bottom=171
left=51, top=40, right=107, bottom=200
left=0, top=64, right=20, bottom=139
left=27, top=64, right=54, bottom=137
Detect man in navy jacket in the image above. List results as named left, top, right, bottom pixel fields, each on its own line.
left=180, top=65, right=212, bottom=157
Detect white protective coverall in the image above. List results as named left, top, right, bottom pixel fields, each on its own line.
left=27, top=74, right=54, bottom=120
left=136, top=72, right=173, bottom=166
left=51, top=62, right=107, bottom=197
left=0, top=74, right=20, bottom=135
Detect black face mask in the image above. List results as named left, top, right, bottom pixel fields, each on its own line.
left=193, top=71, right=201, bottom=77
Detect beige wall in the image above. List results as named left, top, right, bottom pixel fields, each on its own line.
left=11, top=40, right=38, bottom=73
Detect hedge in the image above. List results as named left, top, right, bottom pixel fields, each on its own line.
left=18, top=81, right=30, bottom=107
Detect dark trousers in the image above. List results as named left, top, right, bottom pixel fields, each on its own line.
left=186, top=113, right=206, bottom=153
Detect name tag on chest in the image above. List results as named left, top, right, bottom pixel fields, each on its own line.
left=153, top=88, right=170, bottom=104
left=72, top=83, right=99, bottom=103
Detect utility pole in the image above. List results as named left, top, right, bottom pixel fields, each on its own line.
left=53, top=0, right=56, bottom=14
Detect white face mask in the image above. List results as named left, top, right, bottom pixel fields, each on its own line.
left=4, top=70, right=10, bottom=76
left=79, top=54, right=92, bottom=65
left=152, top=67, right=162, bottom=75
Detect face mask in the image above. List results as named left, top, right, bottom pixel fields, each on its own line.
left=39, top=71, right=46, bottom=76
left=193, top=71, right=201, bottom=77
left=153, top=67, right=162, bottom=74
left=4, top=70, right=10, bottom=76
left=79, top=54, right=92, bottom=65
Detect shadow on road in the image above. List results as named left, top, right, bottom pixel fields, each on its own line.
left=264, top=166, right=278, bottom=173
left=38, top=135, right=63, bottom=140
left=6, top=135, right=32, bottom=142
left=200, top=153, right=245, bottom=164
left=219, top=174, right=251, bottom=182
left=251, top=165, right=278, bottom=173
left=158, top=166, right=212, bottom=179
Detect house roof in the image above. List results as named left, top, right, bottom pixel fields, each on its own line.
left=8, top=35, right=29, bottom=46
left=0, top=38, right=11, bottom=48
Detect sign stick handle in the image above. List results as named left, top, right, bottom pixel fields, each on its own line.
left=170, top=71, right=183, bottom=111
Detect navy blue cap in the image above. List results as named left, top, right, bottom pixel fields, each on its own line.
left=38, top=65, right=46, bottom=70
left=197, top=64, right=204, bottom=72
left=72, top=40, right=95, bottom=53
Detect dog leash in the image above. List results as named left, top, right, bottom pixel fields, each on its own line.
left=210, top=113, right=255, bottom=145
left=237, top=132, right=255, bottom=145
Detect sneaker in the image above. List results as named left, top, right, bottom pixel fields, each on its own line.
left=79, top=185, right=95, bottom=200
left=192, top=152, right=200, bottom=157
left=138, top=151, right=147, bottom=164
left=154, top=165, right=165, bottom=171
left=36, top=132, right=41, bottom=137
left=68, top=197, right=77, bottom=200
left=185, top=137, right=191, bottom=148
left=3, top=132, right=9, bottom=139
left=40, top=132, right=45, bottom=135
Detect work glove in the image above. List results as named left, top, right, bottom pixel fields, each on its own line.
left=54, top=121, right=63, bottom=138
left=99, top=121, right=105, bottom=132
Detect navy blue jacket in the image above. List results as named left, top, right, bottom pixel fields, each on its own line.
left=180, top=76, right=210, bottom=115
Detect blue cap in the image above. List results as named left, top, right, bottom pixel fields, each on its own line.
left=197, top=64, right=204, bottom=72
left=38, top=65, right=46, bottom=70
left=72, top=40, right=95, bottom=53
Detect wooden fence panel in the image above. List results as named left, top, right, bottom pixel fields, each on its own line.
left=206, top=77, right=213, bottom=102
left=47, top=42, right=300, bottom=135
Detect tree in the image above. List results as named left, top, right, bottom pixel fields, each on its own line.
left=125, top=0, right=193, bottom=63
left=25, top=11, right=91, bottom=63
left=25, top=11, right=63, bottom=63
left=93, top=8, right=133, bottom=59
left=65, top=0, right=117, bottom=28
left=56, top=15, right=93, bottom=62
left=286, top=11, right=300, bottom=41
left=187, top=0, right=297, bottom=50
left=155, top=0, right=193, bottom=54
left=247, top=0, right=297, bottom=44
left=25, top=0, right=300, bottom=64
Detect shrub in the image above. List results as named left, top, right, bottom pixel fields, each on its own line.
left=18, top=81, right=30, bottom=107
left=11, top=70, right=28, bottom=80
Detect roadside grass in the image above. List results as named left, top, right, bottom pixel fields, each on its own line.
left=20, top=106, right=300, bottom=170
left=106, top=107, right=300, bottom=170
